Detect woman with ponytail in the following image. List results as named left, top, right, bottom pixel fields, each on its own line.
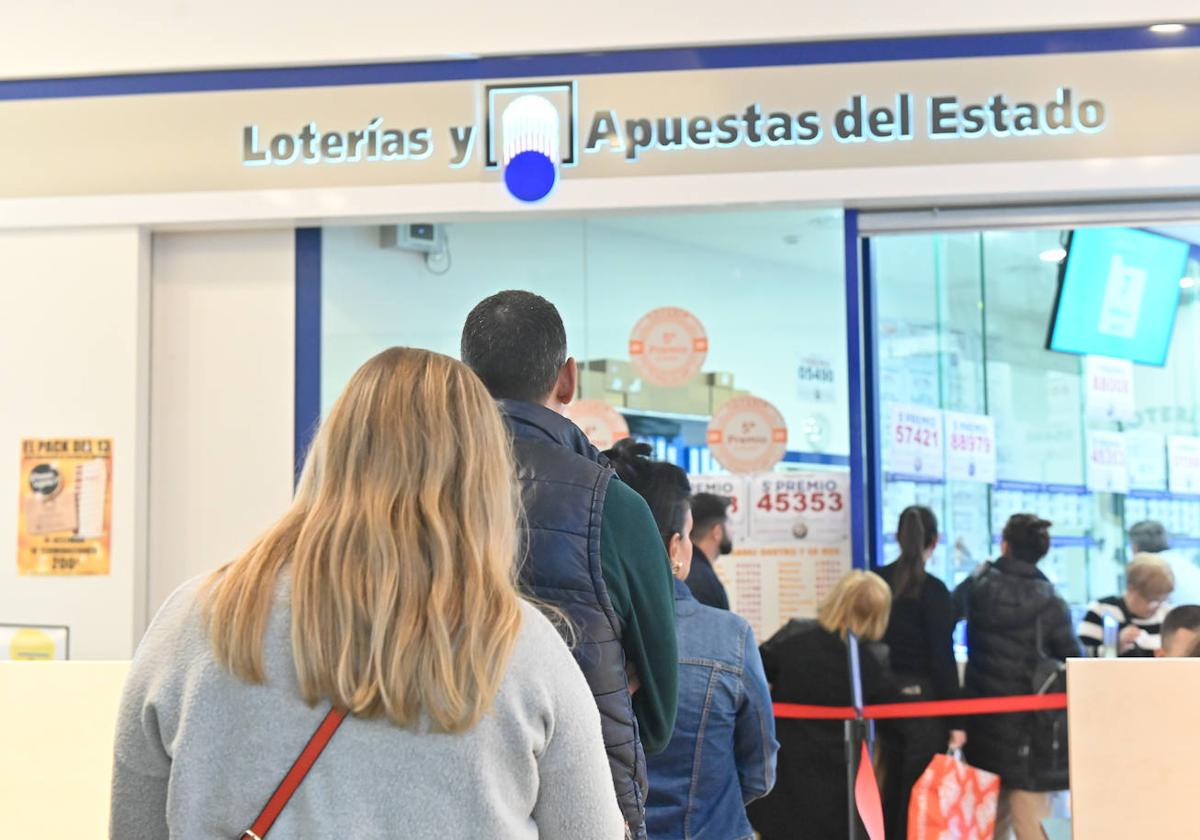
left=877, top=505, right=964, bottom=840
left=604, top=439, right=778, bottom=840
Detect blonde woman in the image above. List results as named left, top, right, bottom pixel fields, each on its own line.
left=1078, top=552, right=1175, bottom=656
left=110, top=348, right=623, bottom=840
left=747, top=571, right=896, bottom=840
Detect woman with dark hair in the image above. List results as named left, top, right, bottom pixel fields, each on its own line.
left=875, top=505, right=964, bottom=840
left=604, top=439, right=777, bottom=840
left=952, top=514, right=1081, bottom=840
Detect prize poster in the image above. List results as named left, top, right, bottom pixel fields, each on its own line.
left=886, top=403, right=945, bottom=480
left=1085, top=430, right=1129, bottom=494
left=17, top=438, right=112, bottom=576
left=713, top=469, right=851, bottom=641
left=689, top=474, right=750, bottom=541
left=944, top=411, right=997, bottom=484
left=1167, top=435, right=1200, bottom=495
left=715, top=544, right=849, bottom=644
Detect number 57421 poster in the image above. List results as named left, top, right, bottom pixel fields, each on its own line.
left=17, top=438, right=112, bottom=576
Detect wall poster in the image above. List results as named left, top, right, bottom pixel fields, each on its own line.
left=17, top=438, right=112, bottom=576
left=713, top=469, right=850, bottom=642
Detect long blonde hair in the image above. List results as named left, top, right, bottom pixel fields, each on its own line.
left=817, top=570, right=892, bottom=641
left=204, top=347, right=524, bottom=732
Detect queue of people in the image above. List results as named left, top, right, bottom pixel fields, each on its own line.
left=603, top=439, right=777, bottom=840
left=108, top=287, right=1200, bottom=840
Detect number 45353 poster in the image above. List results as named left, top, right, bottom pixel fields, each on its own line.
left=18, top=438, right=112, bottom=576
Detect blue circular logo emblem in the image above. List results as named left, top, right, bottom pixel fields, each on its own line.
left=504, top=150, right=557, bottom=203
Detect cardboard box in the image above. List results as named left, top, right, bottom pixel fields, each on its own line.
left=582, top=359, right=637, bottom=393
left=626, top=381, right=711, bottom=415
left=709, top=386, right=750, bottom=415
left=578, top=370, right=627, bottom=406
left=705, top=371, right=736, bottom=389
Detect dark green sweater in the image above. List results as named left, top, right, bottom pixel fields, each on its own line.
left=599, top=479, right=679, bottom=755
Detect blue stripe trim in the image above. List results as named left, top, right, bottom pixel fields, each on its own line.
left=992, top=534, right=1096, bottom=549
left=1113, top=488, right=1200, bottom=501
left=1, top=25, right=1198, bottom=101
left=844, top=209, right=869, bottom=570
left=782, top=451, right=852, bottom=467
left=1127, top=488, right=1200, bottom=500
left=994, top=480, right=1090, bottom=495
left=883, top=472, right=946, bottom=485
left=294, top=228, right=322, bottom=483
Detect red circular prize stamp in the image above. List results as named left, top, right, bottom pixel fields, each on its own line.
left=566, top=400, right=631, bottom=451
left=628, top=307, right=709, bottom=387
left=707, top=396, right=788, bottom=474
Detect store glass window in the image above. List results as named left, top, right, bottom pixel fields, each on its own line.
left=320, top=209, right=849, bottom=638
left=871, top=225, right=1200, bottom=610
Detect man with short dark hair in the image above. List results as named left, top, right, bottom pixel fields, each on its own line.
left=1129, top=520, right=1170, bottom=554
left=1128, top=519, right=1200, bottom=606
left=462, top=290, right=677, bottom=840
left=686, top=493, right=733, bottom=610
left=1159, top=605, right=1200, bottom=657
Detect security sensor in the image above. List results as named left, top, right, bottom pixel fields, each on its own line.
left=380, top=223, right=445, bottom=254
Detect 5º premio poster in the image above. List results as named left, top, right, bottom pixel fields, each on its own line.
left=18, top=438, right=112, bottom=576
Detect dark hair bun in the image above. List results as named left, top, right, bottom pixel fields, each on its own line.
left=603, top=438, right=652, bottom=491
left=1003, top=513, right=1053, bottom=563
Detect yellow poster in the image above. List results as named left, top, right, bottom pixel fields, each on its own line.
left=17, top=438, right=112, bottom=576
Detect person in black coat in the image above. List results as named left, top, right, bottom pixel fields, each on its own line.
left=952, top=514, right=1081, bottom=840
left=876, top=506, right=965, bottom=840
left=747, top=571, right=897, bottom=840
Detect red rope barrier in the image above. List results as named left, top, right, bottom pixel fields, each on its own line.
left=773, top=692, right=1068, bottom=721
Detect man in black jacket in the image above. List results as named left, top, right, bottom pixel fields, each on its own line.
left=953, top=514, right=1081, bottom=840
left=461, top=290, right=678, bottom=839
left=685, top=493, right=733, bottom=610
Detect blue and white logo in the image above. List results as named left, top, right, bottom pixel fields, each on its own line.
left=501, top=95, right=560, bottom=203
left=485, top=81, right=577, bottom=204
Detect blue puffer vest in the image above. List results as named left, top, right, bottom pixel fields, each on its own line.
left=500, top=400, right=648, bottom=838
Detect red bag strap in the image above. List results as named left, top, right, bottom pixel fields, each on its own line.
left=239, top=706, right=348, bottom=840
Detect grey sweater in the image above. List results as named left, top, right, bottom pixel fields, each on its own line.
left=110, top=576, right=624, bottom=839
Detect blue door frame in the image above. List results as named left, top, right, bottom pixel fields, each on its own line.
left=843, top=213, right=885, bottom=570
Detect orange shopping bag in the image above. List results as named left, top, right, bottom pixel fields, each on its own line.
left=908, top=751, right=1001, bottom=840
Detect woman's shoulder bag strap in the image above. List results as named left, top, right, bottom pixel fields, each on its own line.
left=239, top=706, right=348, bottom=839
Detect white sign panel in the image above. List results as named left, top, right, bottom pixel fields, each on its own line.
left=1125, top=431, right=1168, bottom=492
left=1167, top=435, right=1200, bottom=495
left=1084, top=356, right=1136, bottom=423
left=688, top=475, right=750, bottom=542
left=944, top=411, right=997, bottom=484
left=1087, top=430, right=1130, bottom=494
left=748, top=471, right=851, bottom=545
left=1098, top=257, right=1147, bottom=339
left=886, top=404, right=945, bottom=479
left=796, top=355, right=836, bottom=404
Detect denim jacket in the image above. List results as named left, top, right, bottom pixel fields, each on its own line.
left=645, top=580, right=779, bottom=839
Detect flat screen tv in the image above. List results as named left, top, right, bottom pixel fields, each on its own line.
left=1047, top=227, right=1192, bottom=366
